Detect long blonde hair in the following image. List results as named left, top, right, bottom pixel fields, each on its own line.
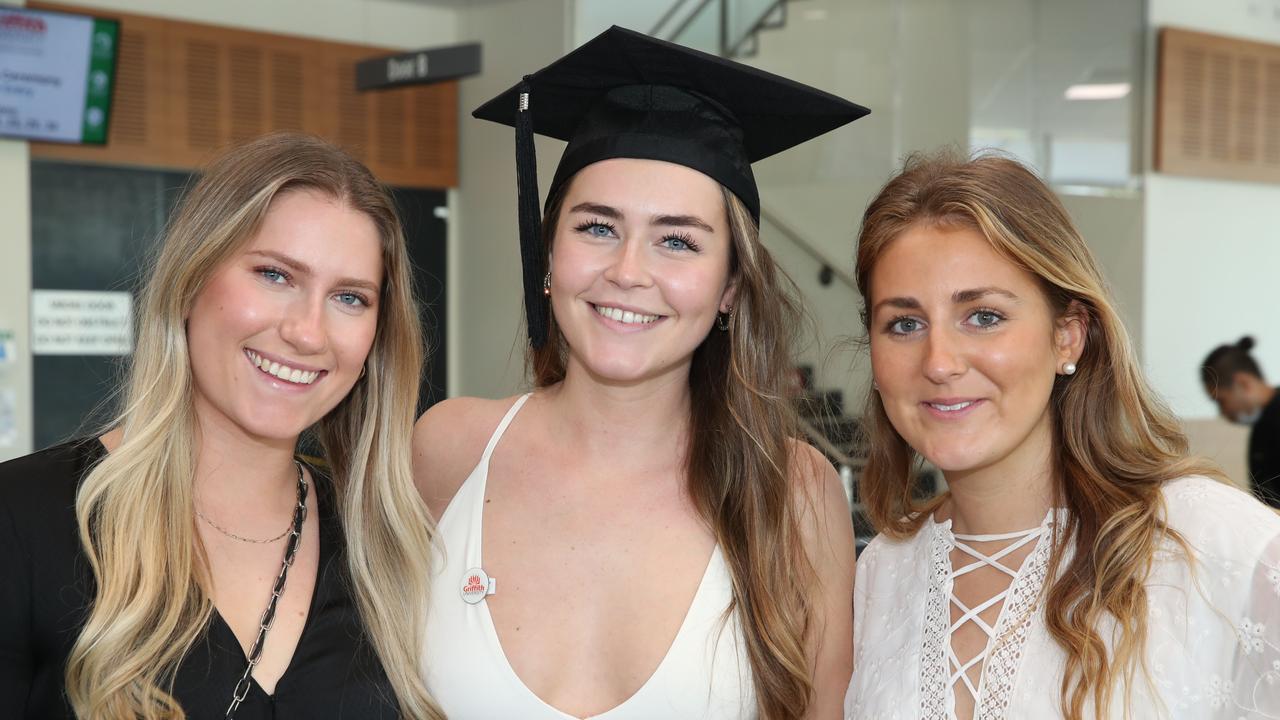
left=855, top=151, right=1221, bottom=718
left=66, top=132, right=444, bottom=720
left=532, top=183, right=818, bottom=719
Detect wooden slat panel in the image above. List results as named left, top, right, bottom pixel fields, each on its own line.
left=28, top=2, right=458, bottom=188
left=1157, top=27, right=1280, bottom=184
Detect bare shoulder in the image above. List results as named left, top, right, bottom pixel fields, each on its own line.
left=787, top=439, right=856, bottom=558
left=412, top=394, right=528, bottom=520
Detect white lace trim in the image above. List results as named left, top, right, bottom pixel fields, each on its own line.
left=919, top=511, right=1058, bottom=720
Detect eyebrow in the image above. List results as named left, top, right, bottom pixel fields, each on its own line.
left=247, top=250, right=381, bottom=294
left=568, top=202, right=714, bottom=233
left=871, top=286, right=1020, bottom=315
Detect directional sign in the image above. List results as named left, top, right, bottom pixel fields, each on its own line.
left=356, top=42, right=481, bottom=91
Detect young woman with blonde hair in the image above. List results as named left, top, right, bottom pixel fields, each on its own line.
left=845, top=152, right=1280, bottom=719
left=0, top=132, right=443, bottom=719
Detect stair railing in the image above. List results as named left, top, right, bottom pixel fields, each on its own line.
left=760, top=206, right=859, bottom=294
left=649, top=0, right=709, bottom=39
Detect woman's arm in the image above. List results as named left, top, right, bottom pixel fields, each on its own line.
left=792, top=443, right=857, bottom=720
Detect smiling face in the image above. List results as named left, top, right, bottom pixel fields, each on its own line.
left=548, top=158, right=737, bottom=385
left=185, top=188, right=383, bottom=445
left=868, top=222, right=1082, bottom=478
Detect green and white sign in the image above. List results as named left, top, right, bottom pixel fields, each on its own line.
left=0, top=8, right=118, bottom=144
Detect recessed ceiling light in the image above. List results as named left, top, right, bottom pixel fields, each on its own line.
left=1064, top=83, right=1131, bottom=100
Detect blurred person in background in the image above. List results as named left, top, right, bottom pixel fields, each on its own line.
left=1202, top=336, right=1280, bottom=508
left=0, top=133, right=442, bottom=720
left=845, top=152, right=1280, bottom=720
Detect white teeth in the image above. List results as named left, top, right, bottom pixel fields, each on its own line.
left=244, top=350, right=320, bottom=385
left=931, top=401, right=973, bottom=412
left=593, top=304, right=659, bottom=325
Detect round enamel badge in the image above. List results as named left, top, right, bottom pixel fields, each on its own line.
left=460, top=567, right=492, bottom=605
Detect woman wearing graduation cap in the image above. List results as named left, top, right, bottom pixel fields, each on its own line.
left=413, top=27, right=868, bottom=720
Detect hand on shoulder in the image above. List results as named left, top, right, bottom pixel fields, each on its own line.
left=412, top=394, right=529, bottom=520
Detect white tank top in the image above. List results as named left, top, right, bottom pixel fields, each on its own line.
left=422, top=394, right=757, bottom=719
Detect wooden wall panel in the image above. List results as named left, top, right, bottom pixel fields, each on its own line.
left=1156, top=27, right=1280, bottom=184
left=27, top=2, right=457, bottom=188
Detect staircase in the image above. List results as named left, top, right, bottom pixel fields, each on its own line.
left=650, top=0, right=795, bottom=59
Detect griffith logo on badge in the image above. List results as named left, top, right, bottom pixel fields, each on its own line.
left=460, top=567, right=495, bottom=605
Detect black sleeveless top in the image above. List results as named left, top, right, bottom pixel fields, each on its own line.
left=0, top=439, right=400, bottom=719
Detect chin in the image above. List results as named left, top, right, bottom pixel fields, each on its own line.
left=915, top=441, right=998, bottom=475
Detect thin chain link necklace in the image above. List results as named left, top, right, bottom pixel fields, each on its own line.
left=196, top=462, right=303, bottom=544
left=224, top=460, right=308, bottom=720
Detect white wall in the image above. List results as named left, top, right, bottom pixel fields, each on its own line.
left=0, top=0, right=31, bottom=462
left=450, top=0, right=571, bottom=399
left=0, top=0, right=459, bottom=460
left=1143, top=0, right=1280, bottom=420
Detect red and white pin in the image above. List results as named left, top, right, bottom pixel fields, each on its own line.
left=460, top=567, right=496, bottom=605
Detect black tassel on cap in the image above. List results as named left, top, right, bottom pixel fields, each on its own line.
left=514, top=77, right=549, bottom=349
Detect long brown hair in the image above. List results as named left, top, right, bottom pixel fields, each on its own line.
left=854, top=151, right=1221, bottom=718
left=532, top=181, right=818, bottom=719
left=67, top=132, right=444, bottom=719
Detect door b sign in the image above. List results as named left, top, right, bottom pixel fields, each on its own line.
left=356, top=43, right=481, bottom=91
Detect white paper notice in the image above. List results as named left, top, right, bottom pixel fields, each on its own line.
left=32, top=290, right=132, bottom=355
left=0, top=389, right=13, bottom=448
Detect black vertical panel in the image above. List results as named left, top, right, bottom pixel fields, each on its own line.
left=391, top=187, right=448, bottom=416
left=29, top=162, right=191, bottom=449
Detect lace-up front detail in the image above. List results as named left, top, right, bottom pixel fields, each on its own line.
left=919, top=512, right=1056, bottom=720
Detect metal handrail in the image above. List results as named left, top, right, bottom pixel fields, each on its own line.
left=797, top=415, right=863, bottom=471
left=726, top=0, right=786, bottom=57
left=666, top=0, right=719, bottom=45
left=650, top=0, right=703, bottom=38
left=759, top=206, right=859, bottom=293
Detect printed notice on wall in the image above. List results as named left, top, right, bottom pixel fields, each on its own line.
left=32, top=290, right=132, bottom=355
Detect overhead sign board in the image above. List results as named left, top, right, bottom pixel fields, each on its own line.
left=0, top=7, right=119, bottom=144
left=356, top=42, right=481, bottom=91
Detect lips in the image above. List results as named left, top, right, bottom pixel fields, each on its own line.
left=588, top=302, right=665, bottom=327
left=921, top=398, right=984, bottom=418
left=244, top=348, right=325, bottom=386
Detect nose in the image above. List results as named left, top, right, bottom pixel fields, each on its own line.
left=922, top=327, right=967, bottom=384
left=279, top=294, right=327, bottom=356
left=601, top=237, right=653, bottom=289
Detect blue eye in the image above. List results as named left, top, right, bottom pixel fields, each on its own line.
left=888, top=317, right=922, bottom=335
left=575, top=219, right=617, bottom=238
left=661, top=234, right=699, bottom=252
left=257, top=267, right=289, bottom=284
left=967, top=309, right=1005, bottom=329
left=335, top=292, right=368, bottom=307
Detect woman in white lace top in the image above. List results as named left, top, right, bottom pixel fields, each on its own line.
left=843, top=152, right=1280, bottom=720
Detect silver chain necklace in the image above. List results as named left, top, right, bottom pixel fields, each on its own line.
left=224, top=460, right=308, bottom=720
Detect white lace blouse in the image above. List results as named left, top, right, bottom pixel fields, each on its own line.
left=846, top=476, right=1280, bottom=719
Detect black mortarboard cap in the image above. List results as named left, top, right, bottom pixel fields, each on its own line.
left=473, top=25, right=870, bottom=348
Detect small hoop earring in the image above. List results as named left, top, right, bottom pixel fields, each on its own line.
left=543, top=272, right=551, bottom=297
left=360, top=364, right=367, bottom=379
left=1062, top=362, right=1077, bottom=376
left=716, top=306, right=732, bottom=332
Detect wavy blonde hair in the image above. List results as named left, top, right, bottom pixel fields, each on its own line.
left=531, top=183, right=818, bottom=719
left=855, top=151, right=1221, bottom=718
left=66, top=132, right=444, bottom=720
